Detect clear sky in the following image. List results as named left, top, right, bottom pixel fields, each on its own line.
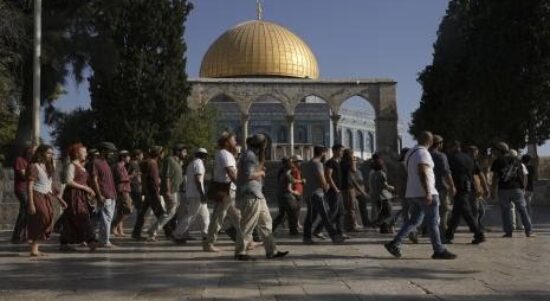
left=43, top=0, right=550, bottom=154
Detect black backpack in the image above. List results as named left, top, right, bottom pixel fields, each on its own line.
left=500, top=157, right=523, bottom=186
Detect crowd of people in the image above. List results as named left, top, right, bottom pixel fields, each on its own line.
left=8, top=130, right=536, bottom=260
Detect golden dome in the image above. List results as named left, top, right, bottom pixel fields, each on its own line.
left=200, top=20, right=319, bottom=79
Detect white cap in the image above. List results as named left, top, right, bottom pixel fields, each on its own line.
left=291, top=154, right=303, bottom=162
left=195, top=148, right=208, bottom=154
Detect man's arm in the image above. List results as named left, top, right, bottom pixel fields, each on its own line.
left=325, top=167, right=339, bottom=192
left=225, top=166, right=237, bottom=183
left=418, top=163, right=432, bottom=204
left=444, top=173, right=456, bottom=196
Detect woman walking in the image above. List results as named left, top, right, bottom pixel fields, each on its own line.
left=59, top=143, right=98, bottom=252
left=26, top=145, right=67, bottom=256
left=369, top=155, right=396, bottom=233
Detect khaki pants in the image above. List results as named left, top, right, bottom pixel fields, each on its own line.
left=205, top=190, right=240, bottom=246
left=235, top=195, right=277, bottom=256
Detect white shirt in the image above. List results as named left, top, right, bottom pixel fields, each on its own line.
left=405, top=146, right=438, bottom=198
left=213, top=149, right=237, bottom=190
left=185, top=158, right=206, bottom=199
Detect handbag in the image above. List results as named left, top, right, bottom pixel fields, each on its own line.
left=207, top=181, right=231, bottom=202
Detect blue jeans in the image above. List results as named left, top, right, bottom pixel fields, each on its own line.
left=392, top=195, right=445, bottom=254
left=97, top=199, right=116, bottom=244
left=304, top=193, right=338, bottom=240
left=499, top=189, right=532, bottom=235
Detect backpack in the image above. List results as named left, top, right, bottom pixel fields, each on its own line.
left=500, top=157, right=522, bottom=185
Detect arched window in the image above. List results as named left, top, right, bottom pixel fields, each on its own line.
left=312, top=125, right=325, bottom=145
left=296, top=126, right=307, bottom=143
left=278, top=126, right=287, bottom=143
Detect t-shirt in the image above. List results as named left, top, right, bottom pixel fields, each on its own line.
left=430, top=150, right=451, bottom=193
left=13, top=156, right=29, bottom=193
left=185, top=158, right=205, bottom=199
left=291, top=166, right=304, bottom=195
left=92, top=158, right=117, bottom=199
left=161, top=156, right=183, bottom=195
left=303, top=159, right=325, bottom=197
left=340, top=161, right=354, bottom=190
left=112, top=161, right=131, bottom=193
left=214, top=149, right=237, bottom=190
left=236, top=150, right=264, bottom=199
left=448, top=151, right=476, bottom=193
left=325, top=158, right=342, bottom=192
left=491, top=156, right=523, bottom=190
left=142, top=159, right=161, bottom=196
left=369, top=169, right=393, bottom=201
left=278, top=169, right=293, bottom=196
left=405, top=146, right=438, bottom=198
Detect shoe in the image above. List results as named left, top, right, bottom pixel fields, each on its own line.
left=303, top=239, right=317, bottom=245
left=384, top=242, right=401, bottom=258
left=408, top=232, right=419, bottom=244
left=247, top=241, right=263, bottom=251
left=432, top=250, right=457, bottom=260
left=341, top=234, right=351, bottom=239
left=332, top=235, right=346, bottom=244
left=313, top=233, right=327, bottom=240
left=267, top=251, right=289, bottom=259
left=235, top=254, right=255, bottom=261
left=471, top=236, right=486, bottom=244
left=526, top=231, right=536, bottom=238
left=502, top=233, right=513, bottom=238
left=203, top=244, right=222, bottom=252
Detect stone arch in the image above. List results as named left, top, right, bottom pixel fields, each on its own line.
left=247, top=93, right=292, bottom=116
left=295, top=94, right=331, bottom=146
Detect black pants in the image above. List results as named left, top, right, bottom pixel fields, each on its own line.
left=314, top=189, right=344, bottom=235
left=304, top=194, right=338, bottom=240
left=273, top=193, right=300, bottom=234
left=11, top=191, right=28, bottom=242
left=446, top=191, right=483, bottom=240
left=132, top=192, right=165, bottom=237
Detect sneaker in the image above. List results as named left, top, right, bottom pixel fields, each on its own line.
left=267, top=251, right=289, bottom=259
left=235, top=254, right=255, bottom=261
left=432, top=250, right=457, bottom=260
left=313, top=233, right=327, bottom=240
left=384, top=242, right=401, bottom=258
left=526, top=231, right=536, bottom=238
left=408, top=232, right=419, bottom=244
left=471, top=236, right=486, bottom=244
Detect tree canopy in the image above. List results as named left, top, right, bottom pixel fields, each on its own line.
left=410, top=0, right=550, bottom=151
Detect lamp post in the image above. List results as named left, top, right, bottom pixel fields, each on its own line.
left=32, top=0, right=42, bottom=146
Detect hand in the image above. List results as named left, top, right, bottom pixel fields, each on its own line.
left=97, top=196, right=106, bottom=205
left=28, top=203, right=36, bottom=215
left=59, top=199, right=68, bottom=209
left=450, top=186, right=457, bottom=197
left=424, top=194, right=433, bottom=205
left=259, top=170, right=266, bottom=178
left=301, top=178, right=307, bottom=184
left=86, top=187, right=96, bottom=197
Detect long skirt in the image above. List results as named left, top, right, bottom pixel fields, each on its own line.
left=26, top=191, right=54, bottom=241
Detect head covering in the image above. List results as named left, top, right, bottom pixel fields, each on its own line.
left=248, top=134, right=266, bottom=148
left=89, top=148, right=99, bottom=156
left=433, top=135, right=444, bottom=144
left=195, top=148, right=208, bottom=155
left=149, top=145, right=163, bottom=156
left=119, top=150, right=130, bottom=156
left=98, top=141, right=117, bottom=152
left=291, top=154, right=303, bottom=162
left=509, top=149, right=518, bottom=157
left=495, top=142, right=509, bottom=154
left=173, top=143, right=187, bottom=152
left=131, top=149, right=143, bottom=157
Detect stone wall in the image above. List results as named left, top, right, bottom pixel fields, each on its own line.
left=0, top=169, right=18, bottom=230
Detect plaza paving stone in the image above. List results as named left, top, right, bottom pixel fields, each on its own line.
left=0, top=204, right=549, bottom=300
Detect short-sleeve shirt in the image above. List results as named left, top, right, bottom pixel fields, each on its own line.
left=214, top=149, right=237, bottom=190
left=92, top=158, right=117, bottom=199
left=325, top=158, right=342, bottom=191
left=161, top=156, right=183, bottom=195
left=128, top=160, right=141, bottom=193
left=14, top=156, right=29, bottom=193
left=369, top=169, right=393, bottom=201
left=430, top=150, right=451, bottom=193
left=236, top=150, right=264, bottom=199
left=291, top=166, right=304, bottom=195
left=303, top=159, right=325, bottom=197
left=405, top=146, right=438, bottom=198
left=448, top=151, right=476, bottom=193
left=277, top=169, right=293, bottom=196
left=142, top=159, right=161, bottom=196
left=185, top=158, right=205, bottom=199
left=112, top=161, right=131, bottom=193
left=491, top=156, right=523, bottom=190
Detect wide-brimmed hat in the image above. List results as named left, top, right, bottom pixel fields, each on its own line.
left=494, top=142, right=509, bottom=153
left=98, top=142, right=117, bottom=152
left=195, top=148, right=208, bottom=155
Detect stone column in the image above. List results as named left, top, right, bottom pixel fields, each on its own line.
left=287, top=115, right=295, bottom=156
left=331, top=114, right=341, bottom=145
left=240, top=113, right=249, bottom=150
left=371, top=83, right=398, bottom=157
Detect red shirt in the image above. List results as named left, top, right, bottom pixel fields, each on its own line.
left=142, top=159, right=160, bottom=196
left=291, top=166, right=304, bottom=195
left=13, top=156, right=29, bottom=193
left=113, top=161, right=131, bottom=193
left=92, top=158, right=117, bottom=199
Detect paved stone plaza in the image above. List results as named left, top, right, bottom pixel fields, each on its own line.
left=0, top=205, right=548, bottom=301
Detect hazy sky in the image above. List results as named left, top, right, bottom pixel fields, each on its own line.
left=46, top=0, right=546, bottom=153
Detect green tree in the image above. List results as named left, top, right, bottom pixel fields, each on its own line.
left=170, top=106, right=219, bottom=154
left=88, top=0, right=193, bottom=150
left=410, top=0, right=550, bottom=150
left=50, top=109, right=99, bottom=155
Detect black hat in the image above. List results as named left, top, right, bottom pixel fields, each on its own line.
left=98, top=142, right=117, bottom=152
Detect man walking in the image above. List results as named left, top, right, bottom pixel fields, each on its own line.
left=172, top=148, right=210, bottom=243
left=111, top=150, right=133, bottom=237
left=234, top=134, right=288, bottom=261
left=384, top=131, right=456, bottom=259
left=91, top=142, right=118, bottom=248
left=302, top=146, right=345, bottom=245
left=204, top=132, right=241, bottom=252
left=444, top=141, right=486, bottom=244
left=157, top=144, right=186, bottom=239
left=429, top=135, right=456, bottom=238
left=11, top=145, right=34, bottom=243
left=491, top=142, right=534, bottom=238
